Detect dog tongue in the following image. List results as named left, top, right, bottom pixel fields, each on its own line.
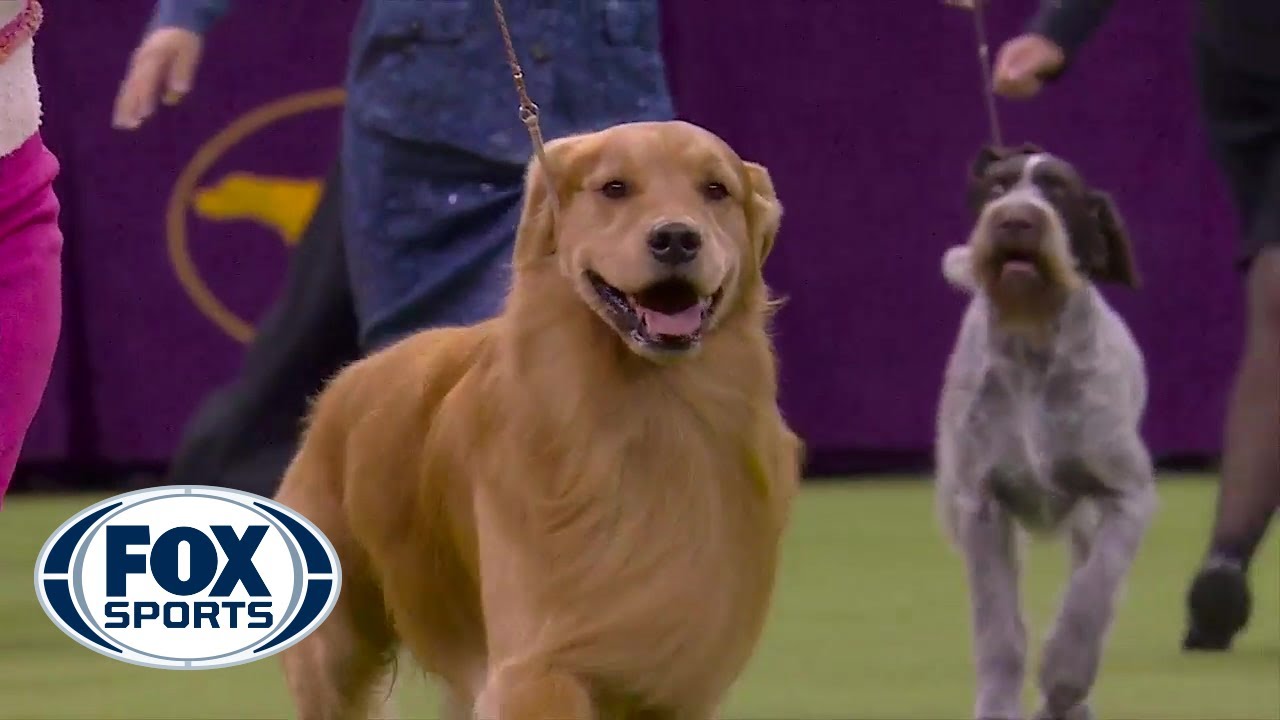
left=638, top=305, right=702, bottom=337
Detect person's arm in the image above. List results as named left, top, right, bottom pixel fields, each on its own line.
left=112, top=0, right=230, bottom=129
left=147, top=0, right=230, bottom=34
left=1027, top=0, right=1115, bottom=78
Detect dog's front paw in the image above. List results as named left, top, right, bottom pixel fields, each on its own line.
left=1038, top=623, right=1100, bottom=718
left=1032, top=701, right=1094, bottom=720
left=974, top=694, right=1024, bottom=720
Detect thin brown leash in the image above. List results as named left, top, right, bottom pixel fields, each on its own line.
left=945, top=0, right=1005, bottom=148
left=491, top=0, right=560, bottom=221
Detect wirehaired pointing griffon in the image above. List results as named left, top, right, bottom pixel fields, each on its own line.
left=935, top=144, right=1157, bottom=720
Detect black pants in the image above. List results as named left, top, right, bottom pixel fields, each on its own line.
left=1196, top=43, right=1280, bottom=267
left=165, top=162, right=359, bottom=497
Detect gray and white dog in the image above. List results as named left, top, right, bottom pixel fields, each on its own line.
left=935, top=144, right=1158, bottom=720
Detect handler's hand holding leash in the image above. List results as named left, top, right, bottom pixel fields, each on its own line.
left=993, top=34, right=1066, bottom=99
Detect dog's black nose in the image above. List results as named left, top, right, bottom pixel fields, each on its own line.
left=648, top=222, right=702, bottom=265
left=992, top=204, right=1044, bottom=241
left=998, top=216, right=1036, bottom=234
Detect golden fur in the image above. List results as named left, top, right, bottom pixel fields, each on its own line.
left=274, top=121, right=802, bottom=720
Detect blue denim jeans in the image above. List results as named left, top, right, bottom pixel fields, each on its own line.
left=342, top=0, right=675, bottom=349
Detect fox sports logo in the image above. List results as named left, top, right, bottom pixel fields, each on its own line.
left=34, top=486, right=340, bottom=670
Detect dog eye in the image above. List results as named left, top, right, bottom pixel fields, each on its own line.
left=703, top=182, right=730, bottom=201
left=600, top=180, right=629, bottom=199
left=1046, top=180, right=1071, bottom=197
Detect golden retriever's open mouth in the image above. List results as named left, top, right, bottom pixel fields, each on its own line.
left=586, top=271, right=723, bottom=352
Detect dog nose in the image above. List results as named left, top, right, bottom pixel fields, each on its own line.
left=998, top=216, right=1036, bottom=234
left=993, top=205, right=1044, bottom=237
left=648, top=222, right=702, bottom=266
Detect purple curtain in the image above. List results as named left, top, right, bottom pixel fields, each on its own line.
left=23, top=1, right=1236, bottom=472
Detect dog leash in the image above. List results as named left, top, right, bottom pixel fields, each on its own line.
left=944, top=0, right=1005, bottom=147
left=491, top=0, right=561, bottom=223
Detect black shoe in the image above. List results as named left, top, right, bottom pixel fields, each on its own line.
left=1182, top=558, right=1251, bottom=651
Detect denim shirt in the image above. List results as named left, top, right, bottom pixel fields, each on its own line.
left=152, top=0, right=676, bottom=165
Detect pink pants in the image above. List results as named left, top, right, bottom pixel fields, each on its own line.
left=0, top=133, right=62, bottom=506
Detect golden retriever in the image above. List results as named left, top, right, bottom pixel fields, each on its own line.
left=274, top=120, right=802, bottom=720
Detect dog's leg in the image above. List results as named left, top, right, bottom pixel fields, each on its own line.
left=442, top=683, right=476, bottom=720
left=1065, top=501, right=1103, bottom=575
left=1036, top=447, right=1156, bottom=720
left=475, top=662, right=595, bottom=720
left=664, top=704, right=719, bottom=720
left=370, top=666, right=400, bottom=720
left=1069, top=523, right=1093, bottom=573
left=957, top=496, right=1026, bottom=720
left=275, top=472, right=398, bottom=720
left=279, top=564, right=398, bottom=720
left=625, top=701, right=719, bottom=720
left=1027, top=516, right=1100, bottom=720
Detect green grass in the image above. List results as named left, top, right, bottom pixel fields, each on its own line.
left=1, top=477, right=1276, bottom=719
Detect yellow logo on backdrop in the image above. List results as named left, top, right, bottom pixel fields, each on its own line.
left=166, top=88, right=346, bottom=343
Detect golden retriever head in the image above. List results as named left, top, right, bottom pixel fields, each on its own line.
left=511, top=121, right=782, bottom=361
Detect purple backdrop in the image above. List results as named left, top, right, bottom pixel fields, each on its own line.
left=22, top=1, right=1239, bottom=470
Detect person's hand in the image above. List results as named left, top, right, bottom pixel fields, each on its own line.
left=993, top=34, right=1065, bottom=100
left=112, top=27, right=203, bottom=130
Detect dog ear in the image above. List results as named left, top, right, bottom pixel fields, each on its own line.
left=1084, top=190, right=1140, bottom=288
left=512, top=151, right=559, bottom=268
left=744, top=161, right=783, bottom=263
left=513, top=136, right=588, bottom=268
